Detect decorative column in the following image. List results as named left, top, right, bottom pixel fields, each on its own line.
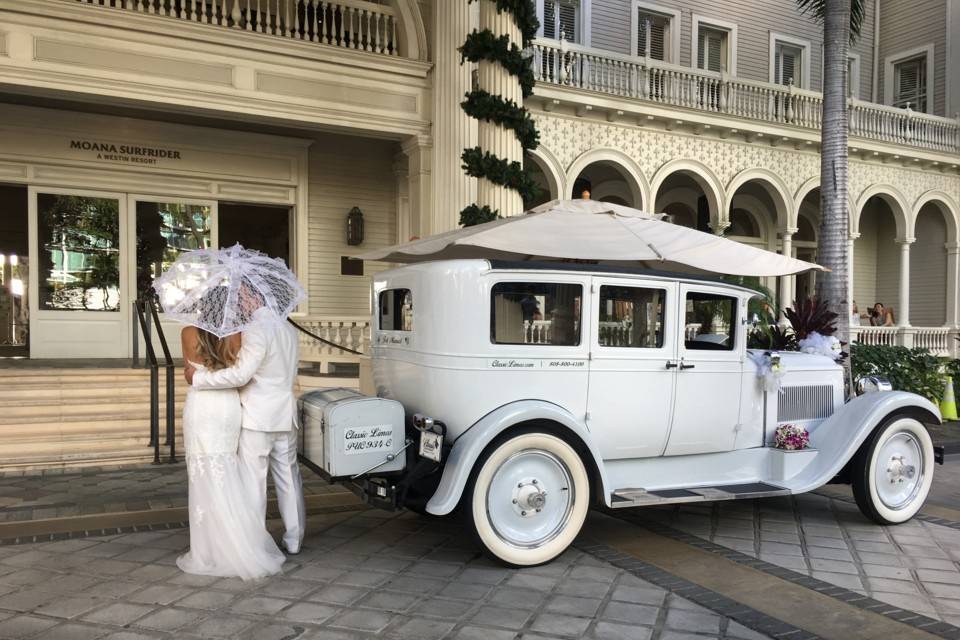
left=431, top=1, right=475, bottom=232
left=400, top=135, right=433, bottom=238
left=708, top=220, right=730, bottom=236
left=393, top=154, right=411, bottom=243
left=476, top=2, right=524, bottom=217
left=848, top=233, right=859, bottom=320
left=947, top=242, right=960, bottom=326
left=779, top=230, right=795, bottom=318
left=898, top=238, right=914, bottom=328
left=458, top=1, right=539, bottom=225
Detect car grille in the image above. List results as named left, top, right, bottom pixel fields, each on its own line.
left=777, top=385, right=835, bottom=422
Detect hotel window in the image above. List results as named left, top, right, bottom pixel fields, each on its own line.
left=637, top=10, right=669, bottom=61
left=893, top=56, right=927, bottom=111
left=697, top=26, right=728, bottom=73
left=774, top=41, right=804, bottom=86
left=542, top=0, right=580, bottom=43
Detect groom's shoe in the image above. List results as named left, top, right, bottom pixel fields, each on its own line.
left=280, top=541, right=301, bottom=556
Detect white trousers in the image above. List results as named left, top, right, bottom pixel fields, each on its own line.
left=238, top=429, right=306, bottom=553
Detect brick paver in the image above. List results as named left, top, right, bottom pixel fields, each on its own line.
left=0, top=509, right=768, bottom=639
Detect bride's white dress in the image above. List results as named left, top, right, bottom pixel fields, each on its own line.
left=178, top=366, right=285, bottom=580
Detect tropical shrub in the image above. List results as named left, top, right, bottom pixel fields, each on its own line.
left=850, top=344, right=945, bottom=402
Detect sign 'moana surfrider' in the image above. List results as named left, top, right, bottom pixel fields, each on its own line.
left=69, top=139, right=182, bottom=165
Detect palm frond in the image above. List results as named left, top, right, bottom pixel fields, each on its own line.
left=796, top=0, right=866, bottom=43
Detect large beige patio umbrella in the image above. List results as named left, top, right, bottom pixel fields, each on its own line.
left=356, top=199, right=824, bottom=277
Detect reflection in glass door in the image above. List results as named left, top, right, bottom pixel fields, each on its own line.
left=29, top=188, right=128, bottom=358
left=135, top=200, right=214, bottom=302
left=0, top=185, right=28, bottom=357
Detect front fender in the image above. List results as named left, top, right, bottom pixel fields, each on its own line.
left=788, top=390, right=940, bottom=493
left=425, top=400, right=611, bottom=515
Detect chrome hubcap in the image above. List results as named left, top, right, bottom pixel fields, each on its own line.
left=875, top=432, right=924, bottom=510
left=487, top=449, right=574, bottom=548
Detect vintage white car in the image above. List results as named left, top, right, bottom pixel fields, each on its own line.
left=300, top=258, right=943, bottom=567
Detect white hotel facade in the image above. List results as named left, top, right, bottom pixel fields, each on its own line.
left=0, top=0, right=958, bottom=468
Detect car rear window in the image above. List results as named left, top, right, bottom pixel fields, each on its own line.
left=491, top=282, right=582, bottom=346
left=379, top=289, right=413, bottom=331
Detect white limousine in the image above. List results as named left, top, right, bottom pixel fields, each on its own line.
left=299, top=259, right=942, bottom=567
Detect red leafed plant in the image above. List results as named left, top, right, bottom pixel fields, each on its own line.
left=784, top=298, right=838, bottom=341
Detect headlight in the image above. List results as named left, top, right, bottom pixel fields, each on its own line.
left=856, top=376, right=893, bottom=394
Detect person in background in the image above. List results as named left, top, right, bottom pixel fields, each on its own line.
left=851, top=301, right=860, bottom=326
left=869, top=302, right=895, bottom=326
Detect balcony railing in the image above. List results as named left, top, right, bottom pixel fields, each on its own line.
left=532, top=39, right=960, bottom=154
left=74, top=0, right=401, bottom=56
left=851, top=325, right=958, bottom=357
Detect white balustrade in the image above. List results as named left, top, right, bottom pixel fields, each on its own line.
left=532, top=38, right=959, bottom=154
left=296, top=316, right=370, bottom=369
left=850, top=326, right=899, bottom=347
left=524, top=320, right=552, bottom=344
left=73, top=0, right=400, bottom=56
left=913, top=327, right=952, bottom=356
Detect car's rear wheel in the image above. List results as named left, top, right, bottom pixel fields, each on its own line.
left=464, top=430, right=590, bottom=567
left=852, top=416, right=934, bottom=525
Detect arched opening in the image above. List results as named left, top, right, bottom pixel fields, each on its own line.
left=572, top=161, right=643, bottom=208
left=855, top=195, right=903, bottom=325
left=727, top=178, right=790, bottom=307
left=655, top=172, right=713, bottom=233
left=909, top=201, right=949, bottom=326
left=524, top=154, right=555, bottom=210
left=795, top=188, right=821, bottom=305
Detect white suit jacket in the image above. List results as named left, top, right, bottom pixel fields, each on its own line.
left=191, top=309, right=300, bottom=432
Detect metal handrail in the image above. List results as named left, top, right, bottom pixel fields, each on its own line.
left=131, top=299, right=177, bottom=464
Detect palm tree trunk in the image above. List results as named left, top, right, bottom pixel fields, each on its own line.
left=816, top=0, right=850, bottom=351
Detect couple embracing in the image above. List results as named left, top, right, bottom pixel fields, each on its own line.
left=153, top=246, right=307, bottom=581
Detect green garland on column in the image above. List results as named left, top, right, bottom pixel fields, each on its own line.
left=458, top=0, right=540, bottom=227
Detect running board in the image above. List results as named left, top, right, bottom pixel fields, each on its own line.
left=610, top=482, right=791, bottom=508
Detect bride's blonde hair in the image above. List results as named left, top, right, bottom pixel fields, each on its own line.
left=195, top=329, right=238, bottom=370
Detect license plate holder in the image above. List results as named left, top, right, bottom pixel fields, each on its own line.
left=419, top=431, right=443, bottom=462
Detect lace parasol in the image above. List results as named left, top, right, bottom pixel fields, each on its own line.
left=152, top=244, right=306, bottom=338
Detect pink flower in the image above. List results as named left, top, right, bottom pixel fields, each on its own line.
left=774, top=424, right=809, bottom=450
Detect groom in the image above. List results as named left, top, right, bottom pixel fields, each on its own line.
left=186, top=303, right=306, bottom=555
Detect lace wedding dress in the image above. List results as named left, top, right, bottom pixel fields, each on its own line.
left=177, top=366, right=285, bottom=580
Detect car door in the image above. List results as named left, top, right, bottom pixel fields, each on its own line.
left=663, top=284, right=744, bottom=456
left=587, top=278, right=678, bottom=460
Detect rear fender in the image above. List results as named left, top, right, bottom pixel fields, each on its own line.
left=425, top=401, right=611, bottom=516
left=788, top=391, right=940, bottom=493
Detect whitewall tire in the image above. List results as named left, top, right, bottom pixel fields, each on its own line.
left=852, top=416, right=934, bottom=525
left=464, top=431, right=590, bottom=567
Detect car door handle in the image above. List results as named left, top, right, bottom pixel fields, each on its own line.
left=680, top=362, right=696, bottom=370
left=665, top=360, right=678, bottom=369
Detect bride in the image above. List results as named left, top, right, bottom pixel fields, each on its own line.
left=177, top=325, right=285, bottom=580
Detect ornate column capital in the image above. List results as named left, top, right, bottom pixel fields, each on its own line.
left=709, top=220, right=731, bottom=236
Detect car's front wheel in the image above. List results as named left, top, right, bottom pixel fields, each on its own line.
left=852, top=415, right=934, bottom=525
left=464, top=430, right=590, bottom=567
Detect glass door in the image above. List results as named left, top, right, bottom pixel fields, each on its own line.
left=0, top=185, right=28, bottom=357
left=129, top=195, right=217, bottom=359
left=29, top=187, right=128, bottom=358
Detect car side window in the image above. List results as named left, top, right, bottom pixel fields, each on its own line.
left=379, top=289, right=413, bottom=331
left=491, top=282, right=582, bottom=346
left=598, top=285, right=665, bottom=348
left=684, top=292, right=736, bottom=351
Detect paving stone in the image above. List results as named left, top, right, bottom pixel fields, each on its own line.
left=410, top=597, right=475, bottom=619
left=0, top=587, right=59, bottom=611
left=229, top=595, right=293, bottom=615
left=545, top=594, right=603, bottom=617
left=99, top=632, right=165, bottom=640
left=391, top=617, right=455, bottom=640
left=867, top=577, right=922, bottom=595
left=356, top=589, right=420, bottom=612
left=174, top=590, right=236, bottom=610
left=442, top=582, right=493, bottom=600
left=809, top=559, right=859, bottom=575
left=726, top=621, right=774, bottom=640
left=470, top=605, right=532, bottom=630
left=664, top=606, right=722, bottom=633
left=610, top=585, right=665, bottom=606
left=133, top=607, right=205, bottom=632
left=915, top=568, right=960, bottom=584
left=82, top=602, right=156, bottom=626
left=189, top=614, right=255, bottom=637
left=34, top=595, right=102, bottom=619
left=0, top=614, right=61, bottom=638
left=452, top=626, right=518, bottom=640
left=279, top=601, right=340, bottom=624
left=861, top=564, right=912, bottom=580
left=126, top=584, right=195, bottom=605
left=601, top=601, right=660, bottom=625
left=810, top=571, right=865, bottom=590
left=591, top=621, right=654, bottom=640
left=328, top=608, right=395, bottom=632
left=34, top=623, right=111, bottom=640
left=307, top=584, right=368, bottom=605
left=530, top=612, right=592, bottom=637
left=505, top=572, right=560, bottom=591
left=488, top=586, right=548, bottom=609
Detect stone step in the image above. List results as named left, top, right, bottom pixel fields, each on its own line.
left=1, top=419, right=184, bottom=443
left=0, top=400, right=185, bottom=424
left=0, top=385, right=187, bottom=404
left=0, top=440, right=186, bottom=471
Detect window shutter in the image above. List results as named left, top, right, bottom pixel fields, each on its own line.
left=543, top=1, right=556, bottom=39
left=558, top=1, right=578, bottom=42
left=706, top=34, right=722, bottom=72
left=698, top=28, right=725, bottom=72
left=894, top=57, right=926, bottom=110
left=697, top=32, right=705, bottom=68
left=775, top=44, right=800, bottom=85
left=637, top=11, right=667, bottom=60
left=847, top=57, right=855, bottom=97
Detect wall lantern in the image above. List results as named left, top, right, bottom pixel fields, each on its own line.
left=346, top=206, right=364, bottom=246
